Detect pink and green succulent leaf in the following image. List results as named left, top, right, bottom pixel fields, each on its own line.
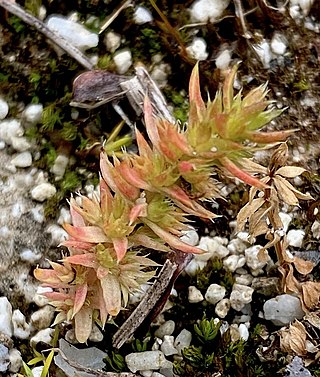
left=72, top=282, right=88, bottom=317
left=188, top=62, right=206, bottom=124
left=100, top=273, right=122, bottom=316
left=63, top=223, right=109, bottom=243
left=74, top=306, right=93, bottom=343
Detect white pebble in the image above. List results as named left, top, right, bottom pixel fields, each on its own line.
left=125, top=351, right=167, bottom=373
left=245, top=245, right=270, bottom=271
left=155, top=320, right=175, bottom=339
left=33, top=287, right=52, bottom=307
left=51, top=154, right=69, bottom=178
left=186, top=37, right=208, bottom=61
left=252, top=39, right=273, bottom=68
left=0, top=297, right=13, bottom=337
left=161, top=336, right=178, bottom=356
left=0, top=98, right=9, bottom=120
left=20, top=248, right=42, bottom=263
left=311, top=220, right=320, bottom=239
left=57, top=207, right=71, bottom=225
left=227, top=238, right=247, bottom=254
left=234, top=274, right=253, bottom=286
left=104, top=31, right=121, bottom=53
left=287, top=229, right=305, bottom=247
left=31, top=182, right=57, bottom=202
left=230, top=284, right=254, bottom=311
left=12, top=310, right=30, bottom=339
left=270, top=33, right=287, bottom=55
left=215, top=49, right=231, bottom=70
left=134, top=6, right=153, bottom=24
left=88, top=324, right=104, bottom=342
left=46, top=15, right=98, bottom=52
left=31, top=366, right=44, bottom=377
left=238, top=323, right=249, bottom=341
left=174, top=329, right=192, bottom=355
left=30, top=328, right=54, bottom=348
left=223, top=254, right=245, bottom=272
left=11, top=151, right=32, bottom=168
left=279, top=212, right=292, bottom=232
left=0, top=119, right=23, bottom=145
left=180, top=229, right=199, bottom=246
left=113, top=49, right=132, bottom=74
left=188, top=286, right=204, bottom=303
left=11, top=136, right=32, bottom=152
left=215, top=298, right=230, bottom=318
left=30, top=305, right=55, bottom=330
left=190, top=0, right=230, bottom=23
left=199, top=236, right=229, bottom=258
left=46, top=224, right=68, bottom=245
left=184, top=259, right=206, bottom=276
left=23, top=104, right=43, bottom=125
left=205, top=284, right=226, bottom=305
left=8, top=349, right=22, bottom=373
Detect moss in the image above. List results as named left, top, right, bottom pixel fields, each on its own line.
left=41, top=105, right=62, bottom=132
left=59, top=122, right=78, bottom=141
left=59, top=171, right=81, bottom=193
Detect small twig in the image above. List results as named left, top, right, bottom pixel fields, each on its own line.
left=233, top=0, right=252, bottom=39
left=99, top=0, right=132, bottom=35
left=0, top=0, right=94, bottom=70
left=113, top=251, right=193, bottom=349
left=112, top=259, right=177, bottom=349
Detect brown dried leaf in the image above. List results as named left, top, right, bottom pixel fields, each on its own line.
left=280, top=320, right=307, bottom=356
left=236, top=197, right=265, bottom=231
left=302, top=281, right=320, bottom=310
left=240, top=158, right=268, bottom=174
left=273, top=176, right=300, bottom=206
left=276, top=175, right=313, bottom=202
left=304, top=312, right=320, bottom=330
left=257, top=248, right=270, bottom=263
left=293, top=257, right=314, bottom=275
left=285, top=264, right=301, bottom=294
left=248, top=207, right=270, bottom=237
left=275, top=166, right=306, bottom=178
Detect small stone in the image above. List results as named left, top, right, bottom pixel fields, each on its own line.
left=230, top=284, right=254, bottom=311
left=205, top=284, right=226, bottom=305
left=30, top=328, right=54, bottom=348
left=161, top=336, right=178, bottom=356
left=188, top=286, right=204, bottom=304
left=234, top=274, right=253, bottom=286
left=31, top=366, right=44, bottom=377
left=245, top=245, right=270, bottom=271
left=215, top=49, right=231, bottom=70
left=287, top=229, right=305, bottom=248
left=51, top=154, right=69, bottom=178
left=0, top=345, right=10, bottom=373
left=0, top=98, right=9, bottom=120
left=140, top=371, right=153, bottom=377
left=263, top=294, right=304, bottom=326
left=184, top=259, right=206, bottom=276
left=31, top=182, right=57, bottom=202
left=238, top=323, right=249, bottom=341
left=33, top=287, right=52, bottom=307
left=180, top=229, right=199, bottom=246
left=20, top=248, right=42, bottom=263
left=155, top=320, right=175, bottom=339
left=125, top=351, right=167, bottom=373
left=113, top=49, right=132, bottom=74
left=223, top=254, right=245, bottom=272
left=134, top=6, right=153, bottom=24
left=174, top=329, right=192, bottom=355
left=0, top=297, right=13, bottom=337
left=270, top=33, right=287, bottom=55
left=190, top=0, right=230, bottom=23
left=0, top=119, right=23, bottom=145
left=104, top=31, right=121, bottom=52
left=46, top=15, right=98, bottom=51
left=251, top=277, right=280, bottom=296
left=279, top=212, right=292, bottom=232
left=12, top=310, right=30, bottom=339
left=199, top=236, right=229, bottom=258
left=285, top=356, right=313, bottom=377
left=252, top=39, right=273, bottom=68
left=11, top=152, right=32, bottom=168
left=215, top=298, right=231, bottom=318
left=88, top=324, right=104, bottom=342
left=311, top=220, right=320, bottom=239
left=8, top=349, right=22, bottom=373
left=46, top=224, right=68, bottom=245
left=30, top=305, right=55, bottom=330
left=186, top=37, right=208, bottom=61
left=23, top=104, right=43, bottom=125
left=11, top=136, right=32, bottom=152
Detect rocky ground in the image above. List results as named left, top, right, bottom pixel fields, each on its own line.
left=0, top=0, right=319, bottom=376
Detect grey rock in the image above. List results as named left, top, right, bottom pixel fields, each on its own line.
left=174, top=329, right=192, bottom=355
left=263, top=294, right=304, bottom=326
left=154, top=320, right=175, bottom=339
left=54, top=339, right=107, bottom=377
left=125, top=351, right=167, bottom=373
left=0, top=344, right=9, bottom=373
left=285, top=356, right=314, bottom=377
